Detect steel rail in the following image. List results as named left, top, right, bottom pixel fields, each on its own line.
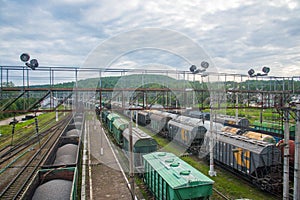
left=0, top=117, right=63, bottom=166
left=0, top=113, right=72, bottom=199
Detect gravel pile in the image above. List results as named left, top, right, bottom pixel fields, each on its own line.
left=65, top=129, right=80, bottom=137
left=54, top=155, right=77, bottom=165
left=74, top=116, right=83, bottom=122
left=32, top=179, right=72, bottom=200
left=70, top=122, right=82, bottom=129
left=54, top=144, right=78, bottom=165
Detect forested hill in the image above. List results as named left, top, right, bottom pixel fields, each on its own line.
left=27, top=76, right=121, bottom=89
left=29, top=74, right=184, bottom=89
left=4, top=74, right=300, bottom=91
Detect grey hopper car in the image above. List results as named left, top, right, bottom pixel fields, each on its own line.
left=133, top=110, right=151, bottom=126
left=167, top=116, right=207, bottom=154
left=215, top=114, right=250, bottom=128
left=149, top=113, right=171, bottom=135
left=214, top=131, right=282, bottom=192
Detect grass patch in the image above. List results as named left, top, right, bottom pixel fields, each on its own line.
left=182, top=156, right=276, bottom=200
left=0, top=112, right=66, bottom=149
left=134, top=175, right=150, bottom=199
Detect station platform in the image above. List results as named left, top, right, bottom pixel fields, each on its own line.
left=83, top=118, right=140, bottom=200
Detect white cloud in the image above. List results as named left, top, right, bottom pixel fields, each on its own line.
left=80, top=0, right=140, bottom=24
left=0, top=0, right=299, bottom=81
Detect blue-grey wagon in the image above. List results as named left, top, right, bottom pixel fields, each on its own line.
left=214, top=131, right=282, bottom=192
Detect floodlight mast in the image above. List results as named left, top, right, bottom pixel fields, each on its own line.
left=248, top=66, right=270, bottom=77
left=20, top=53, right=39, bottom=70
left=189, top=61, right=217, bottom=177
left=189, top=61, right=209, bottom=74
left=20, top=53, right=30, bottom=62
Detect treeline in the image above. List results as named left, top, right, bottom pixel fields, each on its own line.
left=1, top=75, right=299, bottom=121
left=0, top=98, right=37, bottom=120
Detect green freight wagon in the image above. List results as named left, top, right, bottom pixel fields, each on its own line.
left=107, top=113, right=120, bottom=133
left=122, top=127, right=157, bottom=172
left=252, top=120, right=295, bottom=139
left=112, top=118, right=128, bottom=145
left=101, top=110, right=110, bottom=124
left=143, top=152, right=214, bottom=200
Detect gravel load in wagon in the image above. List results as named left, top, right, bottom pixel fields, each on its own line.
left=54, top=144, right=78, bottom=165
left=74, top=115, right=83, bottom=122
left=54, top=154, right=77, bottom=165
left=32, top=179, right=72, bottom=200
left=73, top=121, right=82, bottom=127
left=65, top=129, right=80, bottom=137
left=68, top=121, right=82, bottom=130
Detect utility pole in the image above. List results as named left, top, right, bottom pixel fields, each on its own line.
left=10, top=114, right=16, bottom=150
left=56, top=110, right=58, bottom=121
left=135, top=99, right=138, bottom=128
left=235, top=76, right=239, bottom=124
left=294, top=103, right=300, bottom=200
left=129, top=110, right=135, bottom=199
left=283, top=108, right=290, bottom=200
left=235, top=91, right=238, bottom=123
left=208, top=105, right=216, bottom=177
left=100, top=127, right=104, bottom=155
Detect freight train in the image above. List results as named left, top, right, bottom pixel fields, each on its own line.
left=100, top=110, right=215, bottom=199
left=97, top=102, right=284, bottom=193
left=146, top=110, right=283, bottom=193
left=23, top=113, right=84, bottom=200
left=185, top=110, right=250, bottom=129
left=118, top=105, right=223, bottom=154
left=101, top=112, right=158, bottom=171
left=252, top=120, right=296, bottom=140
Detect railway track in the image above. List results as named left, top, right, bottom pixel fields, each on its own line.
left=0, top=114, right=72, bottom=200
left=213, top=188, right=231, bottom=200
left=0, top=117, right=64, bottom=166
left=0, top=115, right=62, bottom=157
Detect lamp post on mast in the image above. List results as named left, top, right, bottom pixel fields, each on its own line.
left=129, top=109, right=135, bottom=199
left=189, top=61, right=216, bottom=176
left=294, top=103, right=300, bottom=199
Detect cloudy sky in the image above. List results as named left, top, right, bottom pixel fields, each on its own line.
left=1, top=0, right=300, bottom=78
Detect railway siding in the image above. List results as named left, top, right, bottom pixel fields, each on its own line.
left=0, top=114, right=72, bottom=199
